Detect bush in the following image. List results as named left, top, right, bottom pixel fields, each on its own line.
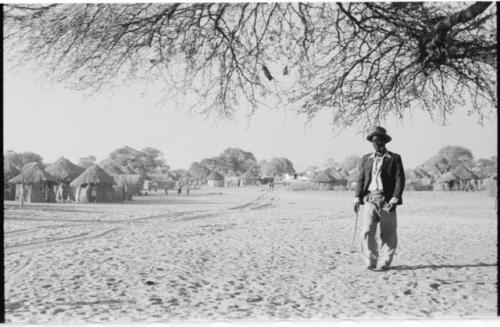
left=287, top=181, right=320, bottom=191
left=407, top=180, right=434, bottom=191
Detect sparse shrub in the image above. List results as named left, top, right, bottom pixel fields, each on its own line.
left=287, top=182, right=320, bottom=191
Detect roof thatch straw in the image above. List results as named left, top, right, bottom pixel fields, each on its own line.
left=452, top=165, right=479, bottom=180
left=415, top=168, right=433, bottom=179
left=70, top=164, right=115, bottom=186
left=45, top=157, right=85, bottom=181
left=436, top=172, right=458, bottom=183
left=99, top=158, right=125, bottom=175
left=9, top=162, right=58, bottom=184
left=112, top=174, right=129, bottom=188
left=240, top=170, right=258, bottom=179
left=336, top=168, right=349, bottom=180
left=207, top=171, right=224, bottom=180
left=314, top=168, right=346, bottom=183
left=406, top=169, right=424, bottom=181
left=22, top=162, right=39, bottom=170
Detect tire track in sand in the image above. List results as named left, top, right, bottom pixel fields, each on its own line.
left=5, top=228, right=122, bottom=254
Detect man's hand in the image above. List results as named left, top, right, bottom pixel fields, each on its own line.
left=384, top=202, right=396, bottom=212
left=385, top=197, right=399, bottom=213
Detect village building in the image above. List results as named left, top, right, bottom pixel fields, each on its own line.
left=240, top=170, right=259, bottom=186
left=224, top=171, right=240, bottom=187
left=313, top=167, right=347, bottom=191
left=207, top=171, right=224, bottom=187
left=71, top=164, right=116, bottom=202
left=45, top=157, right=85, bottom=202
left=9, top=162, right=58, bottom=203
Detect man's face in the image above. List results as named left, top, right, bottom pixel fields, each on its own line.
left=371, top=135, right=387, bottom=153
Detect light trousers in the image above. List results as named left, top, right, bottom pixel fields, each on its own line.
left=361, top=201, right=398, bottom=267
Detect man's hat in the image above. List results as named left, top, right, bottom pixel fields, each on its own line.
left=366, top=126, right=392, bottom=143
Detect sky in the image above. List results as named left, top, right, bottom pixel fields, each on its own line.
left=4, top=67, right=497, bottom=172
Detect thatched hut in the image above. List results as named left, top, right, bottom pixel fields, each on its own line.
left=434, top=172, right=459, bottom=191
left=4, top=161, right=20, bottom=200
left=122, top=174, right=145, bottom=195
left=314, top=167, right=347, bottom=191
left=450, top=164, right=479, bottom=191
left=207, top=171, right=224, bottom=187
left=9, top=162, right=58, bottom=202
left=45, top=157, right=85, bottom=202
left=405, top=168, right=434, bottom=191
left=99, top=159, right=125, bottom=175
left=240, top=170, right=259, bottom=186
left=98, top=160, right=134, bottom=200
left=71, top=164, right=115, bottom=202
left=224, top=171, right=240, bottom=187
left=111, top=174, right=133, bottom=201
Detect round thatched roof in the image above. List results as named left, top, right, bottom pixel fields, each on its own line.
left=45, top=157, right=85, bottom=181
left=9, top=162, right=58, bottom=184
left=436, top=172, right=458, bottom=183
left=415, top=168, right=433, bottom=179
left=22, top=162, right=39, bottom=170
left=241, top=170, right=258, bottom=179
left=99, top=158, right=125, bottom=175
left=452, top=165, right=478, bottom=180
left=207, top=171, right=224, bottom=180
left=336, top=168, right=349, bottom=180
left=314, top=168, right=346, bottom=183
left=406, top=169, right=424, bottom=181
left=70, top=164, right=115, bottom=186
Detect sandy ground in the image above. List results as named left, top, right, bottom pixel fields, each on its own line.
left=4, top=187, right=497, bottom=322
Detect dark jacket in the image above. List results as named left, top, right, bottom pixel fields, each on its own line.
left=355, top=151, right=405, bottom=205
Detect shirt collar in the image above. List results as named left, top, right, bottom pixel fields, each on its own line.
left=369, top=151, right=391, bottom=159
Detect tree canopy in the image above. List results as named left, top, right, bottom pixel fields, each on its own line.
left=78, top=155, right=96, bottom=169
left=421, top=145, right=474, bottom=175
left=340, top=155, right=362, bottom=172
left=106, top=146, right=169, bottom=174
left=192, top=147, right=258, bottom=176
left=4, top=2, right=496, bottom=129
left=4, top=151, right=44, bottom=170
left=260, top=157, right=296, bottom=177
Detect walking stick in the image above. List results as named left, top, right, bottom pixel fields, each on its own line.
left=350, top=209, right=359, bottom=252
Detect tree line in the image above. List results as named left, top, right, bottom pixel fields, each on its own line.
left=4, top=145, right=497, bottom=181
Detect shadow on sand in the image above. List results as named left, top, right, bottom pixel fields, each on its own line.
left=390, top=263, right=497, bottom=271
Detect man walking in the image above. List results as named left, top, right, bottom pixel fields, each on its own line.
left=353, top=126, right=405, bottom=270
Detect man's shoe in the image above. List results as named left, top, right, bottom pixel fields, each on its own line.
left=365, top=262, right=377, bottom=270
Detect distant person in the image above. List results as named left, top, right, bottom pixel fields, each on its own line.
left=164, top=185, right=168, bottom=195
left=186, top=181, right=191, bottom=195
left=353, top=126, right=405, bottom=271
left=269, top=179, right=275, bottom=191
left=176, top=180, right=183, bottom=195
